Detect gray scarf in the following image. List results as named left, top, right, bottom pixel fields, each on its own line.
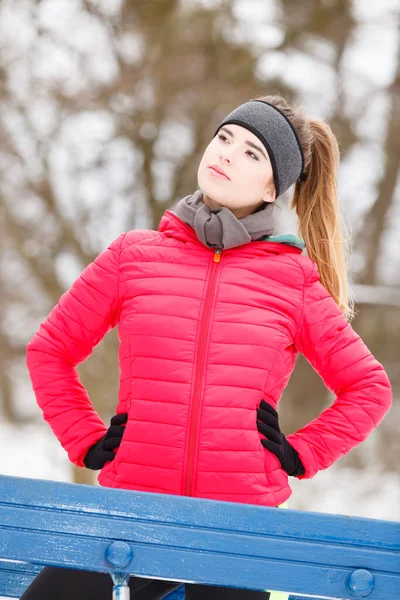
left=172, top=190, right=274, bottom=250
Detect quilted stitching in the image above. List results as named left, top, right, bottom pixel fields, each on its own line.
left=287, top=260, right=392, bottom=480
left=26, top=212, right=392, bottom=505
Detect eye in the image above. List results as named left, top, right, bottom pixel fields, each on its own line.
left=218, top=133, right=259, bottom=161
left=246, top=150, right=259, bottom=161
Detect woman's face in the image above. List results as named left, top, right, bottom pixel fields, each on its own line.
left=197, top=124, right=275, bottom=218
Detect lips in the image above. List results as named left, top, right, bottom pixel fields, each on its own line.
left=208, top=165, right=230, bottom=180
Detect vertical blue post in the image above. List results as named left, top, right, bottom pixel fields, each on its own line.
left=106, top=541, right=133, bottom=600
left=111, top=573, right=130, bottom=600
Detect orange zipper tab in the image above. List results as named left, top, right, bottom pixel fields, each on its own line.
left=213, top=249, right=222, bottom=262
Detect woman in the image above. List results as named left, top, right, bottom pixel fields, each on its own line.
left=23, top=95, right=392, bottom=600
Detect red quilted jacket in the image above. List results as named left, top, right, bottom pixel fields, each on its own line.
left=26, top=209, right=392, bottom=507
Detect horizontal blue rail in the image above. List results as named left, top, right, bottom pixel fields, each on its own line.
left=0, top=475, right=398, bottom=599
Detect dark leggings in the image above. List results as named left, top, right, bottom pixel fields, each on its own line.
left=20, top=566, right=271, bottom=600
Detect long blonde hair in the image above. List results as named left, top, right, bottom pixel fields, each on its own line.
left=252, top=94, right=355, bottom=321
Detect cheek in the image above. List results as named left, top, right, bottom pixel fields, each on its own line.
left=198, top=145, right=213, bottom=172
left=250, top=164, right=273, bottom=189
left=197, top=155, right=208, bottom=182
left=242, top=168, right=268, bottom=189
left=236, top=167, right=272, bottom=197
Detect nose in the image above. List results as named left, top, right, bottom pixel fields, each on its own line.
left=219, top=153, right=231, bottom=164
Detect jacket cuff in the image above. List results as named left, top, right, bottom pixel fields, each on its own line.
left=68, top=428, right=107, bottom=468
left=286, top=433, right=319, bottom=480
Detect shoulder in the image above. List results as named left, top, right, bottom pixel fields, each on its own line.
left=285, top=254, right=321, bottom=286
left=98, top=230, right=160, bottom=266
left=287, top=255, right=339, bottom=314
left=122, top=228, right=159, bottom=248
left=108, top=229, right=160, bottom=257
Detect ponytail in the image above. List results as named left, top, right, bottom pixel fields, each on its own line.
left=251, top=94, right=355, bottom=321
left=291, top=119, right=356, bottom=321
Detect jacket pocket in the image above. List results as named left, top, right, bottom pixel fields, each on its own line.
left=263, top=448, right=288, bottom=489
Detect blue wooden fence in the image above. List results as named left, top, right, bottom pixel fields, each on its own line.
left=0, top=474, right=398, bottom=599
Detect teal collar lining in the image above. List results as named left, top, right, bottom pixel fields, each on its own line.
left=259, top=234, right=306, bottom=250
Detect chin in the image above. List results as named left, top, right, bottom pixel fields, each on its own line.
left=198, top=182, right=233, bottom=210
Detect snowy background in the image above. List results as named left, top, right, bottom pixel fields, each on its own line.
left=0, top=1, right=399, bottom=598
left=0, top=0, right=399, bottom=566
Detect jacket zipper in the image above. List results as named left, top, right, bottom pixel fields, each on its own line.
left=184, top=248, right=222, bottom=496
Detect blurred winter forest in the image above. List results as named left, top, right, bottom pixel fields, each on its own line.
left=0, top=0, right=399, bottom=518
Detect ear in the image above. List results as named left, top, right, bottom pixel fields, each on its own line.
left=262, top=184, right=276, bottom=204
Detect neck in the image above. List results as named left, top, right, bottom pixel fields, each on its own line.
left=202, top=194, right=266, bottom=219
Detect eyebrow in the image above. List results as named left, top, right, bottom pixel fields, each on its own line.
left=219, top=126, right=268, bottom=161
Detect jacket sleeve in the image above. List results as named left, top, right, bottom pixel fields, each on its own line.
left=286, top=261, right=392, bottom=479
left=26, top=233, right=126, bottom=468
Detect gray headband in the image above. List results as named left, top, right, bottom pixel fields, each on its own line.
left=213, top=100, right=305, bottom=198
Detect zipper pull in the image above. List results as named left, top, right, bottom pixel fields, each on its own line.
left=213, top=249, right=222, bottom=263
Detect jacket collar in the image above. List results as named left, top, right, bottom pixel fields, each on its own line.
left=158, top=210, right=304, bottom=256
